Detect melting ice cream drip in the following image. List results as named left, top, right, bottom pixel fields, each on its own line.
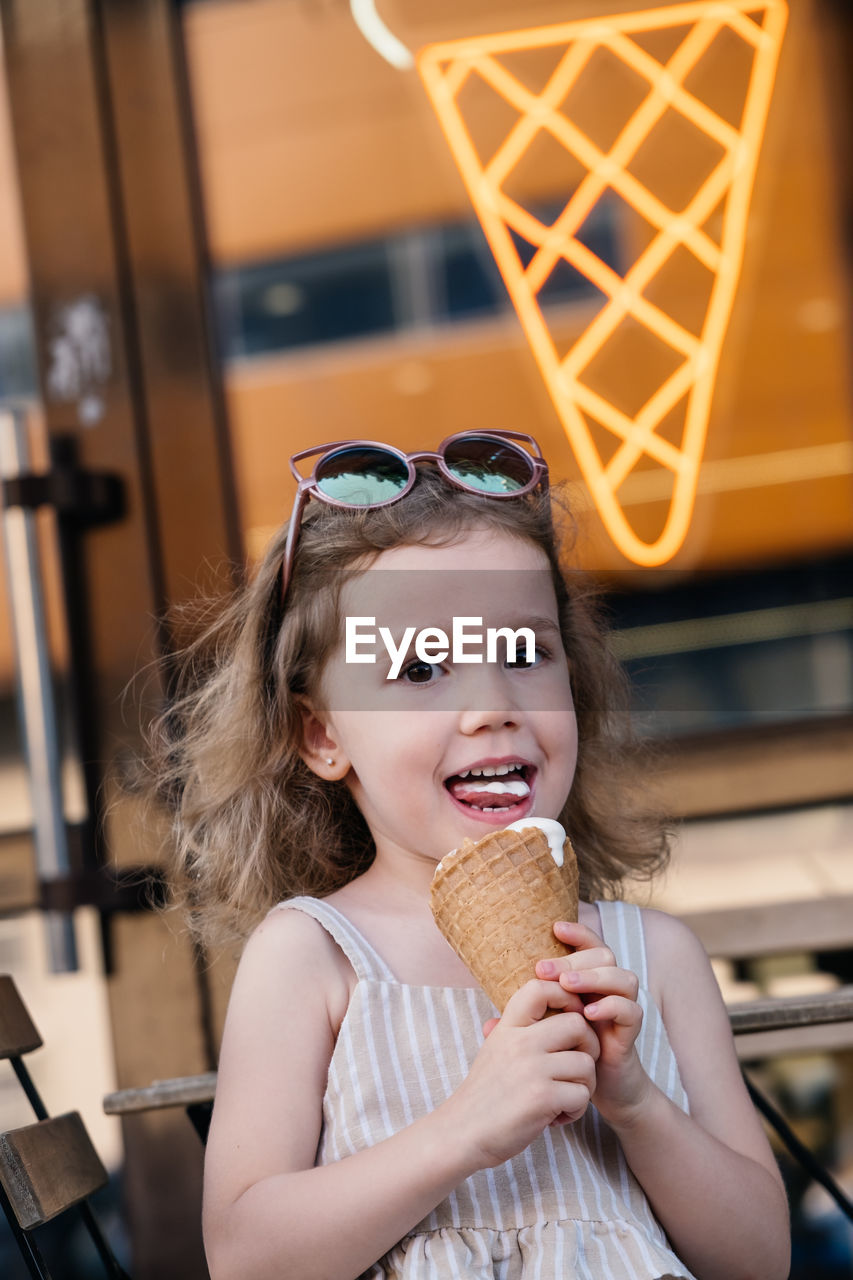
left=505, top=817, right=566, bottom=867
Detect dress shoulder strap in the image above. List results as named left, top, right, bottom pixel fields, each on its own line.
left=270, top=896, right=397, bottom=984
left=595, top=899, right=649, bottom=990
left=595, top=900, right=690, bottom=1112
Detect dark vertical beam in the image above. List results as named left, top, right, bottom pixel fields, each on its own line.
left=0, top=1, right=242, bottom=1274
left=96, top=0, right=242, bottom=612
left=1, top=0, right=164, bottom=800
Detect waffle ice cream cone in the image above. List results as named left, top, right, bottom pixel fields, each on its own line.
left=430, top=823, right=579, bottom=1012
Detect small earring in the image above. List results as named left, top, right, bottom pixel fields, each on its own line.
left=326, top=757, right=334, bottom=766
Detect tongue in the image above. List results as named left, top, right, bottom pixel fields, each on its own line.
left=450, top=778, right=530, bottom=807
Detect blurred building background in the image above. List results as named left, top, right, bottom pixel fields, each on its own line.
left=0, top=0, right=850, bottom=1276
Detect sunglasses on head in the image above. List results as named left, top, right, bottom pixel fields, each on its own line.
left=279, top=430, right=549, bottom=603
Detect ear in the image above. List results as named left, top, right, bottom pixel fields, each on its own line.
left=296, top=698, right=350, bottom=781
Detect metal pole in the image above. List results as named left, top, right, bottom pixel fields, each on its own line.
left=0, top=407, right=77, bottom=972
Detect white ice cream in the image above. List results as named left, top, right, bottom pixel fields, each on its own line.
left=462, top=779, right=529, bottom=797
left=505, top=817, right=566, bottom=867
left=436, top=815, right=567, bottom=874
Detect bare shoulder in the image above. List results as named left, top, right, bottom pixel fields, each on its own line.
left=230, top=902, right=355, bottom=1035
left=241, top=902, right=350, bottom=977
left=638, top=906, right=712, bottom=1013
left=640, top=904, right=705, bottom=956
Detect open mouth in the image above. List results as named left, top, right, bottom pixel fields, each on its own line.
left=444, top=761, right=535, bottom=819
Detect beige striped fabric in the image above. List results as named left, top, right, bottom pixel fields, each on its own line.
left=275, top=897, right=696, bottom=1279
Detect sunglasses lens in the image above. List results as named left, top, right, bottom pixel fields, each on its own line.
left=443, top=436, right=535, bottom=493
left=315, top=446, right=410, bottom=505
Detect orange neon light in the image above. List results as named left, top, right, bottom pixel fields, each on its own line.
left=417, top=1, right=788, bottom=565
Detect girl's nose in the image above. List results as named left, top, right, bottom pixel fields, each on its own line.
left=456, top=666, right=522, bottom=735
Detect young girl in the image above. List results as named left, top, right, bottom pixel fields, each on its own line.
left=154, top=431, right=789, bottom=1280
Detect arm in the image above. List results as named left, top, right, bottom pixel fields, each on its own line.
left=203, top=908, right=467, bottom=1280
left=203, top=909, right=598, bottom=1280
left=545, top=914, right=790, bottom=1280
left=613, top=909, right=789, bottom=1280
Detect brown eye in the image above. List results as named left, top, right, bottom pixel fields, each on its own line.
left=505, top=646, right=548, bottom=670
left=402, top=661, right=440, bottom=684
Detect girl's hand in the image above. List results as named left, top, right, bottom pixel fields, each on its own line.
left=447, top=979, right=600, bottom=1171
left=535, top=921, right=653, bottom=1129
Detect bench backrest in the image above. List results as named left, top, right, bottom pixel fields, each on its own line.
left=0, top=975, right=43, bottom=1060
left=0, top=1112, right=109, bottom=1229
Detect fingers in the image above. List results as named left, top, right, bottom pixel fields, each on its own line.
left=486, top=991, right=602, bottom=1057
left=582, top=995, right=643, bottom=1034
left=559, top=966, right=640, bottom=1002
left=581, top=993, right=640, bottom=1044
left=550, top=1079, right=594, bottom=1125
left=501, top=978, right=587, bottom=1027
left=552, top=920, right=607, bottom=950
left=559, top=946, right=617, bottom=972
left=536, top=948, right=618, bottom=981
left=535, top=921, right=617, bottom=981
left=536, top=1009, right=601, bottom=1060
left=549, top=1049, right=598, bottom=1092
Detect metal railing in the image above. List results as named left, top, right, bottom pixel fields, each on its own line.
left=731, top=987, right=853, bottom=1222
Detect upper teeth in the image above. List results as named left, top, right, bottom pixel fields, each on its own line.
left=457, top=764, right=523, bottom=778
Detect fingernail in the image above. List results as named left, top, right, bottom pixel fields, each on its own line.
left=564, top=972, right=580, bottom=985
left=538, top=960, right=556, bottom=977
left=585, top=1002, right=599, bottom=1015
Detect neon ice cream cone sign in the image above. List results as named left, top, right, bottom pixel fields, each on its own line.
left=352, top=2, right=788, bottom=565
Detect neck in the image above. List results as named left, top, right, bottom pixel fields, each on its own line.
left=349, top=842, right=438, bottom=913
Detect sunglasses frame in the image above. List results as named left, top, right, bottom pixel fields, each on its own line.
left=279, top=429, right=549, bottom=603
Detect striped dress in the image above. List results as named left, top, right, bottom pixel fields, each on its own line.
left=274, top=896, right=695, bottom=1280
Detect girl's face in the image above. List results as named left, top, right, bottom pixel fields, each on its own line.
left=303, top=529, right=578, bottom=872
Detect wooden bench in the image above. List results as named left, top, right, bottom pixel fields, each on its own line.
left=0, top=1112, right=109, bottom=1226
left=0, top=975, right=129, bottom=1280
left=101, top=987, right=853, bottom=1147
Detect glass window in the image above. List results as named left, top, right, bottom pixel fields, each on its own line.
left=212, top=196, right=623, bottom=360
left=214, top=238, right=396, bottom=359
left=609, top=558, right=853, bottom=736
left=438, top=222, right=504, bottom=320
